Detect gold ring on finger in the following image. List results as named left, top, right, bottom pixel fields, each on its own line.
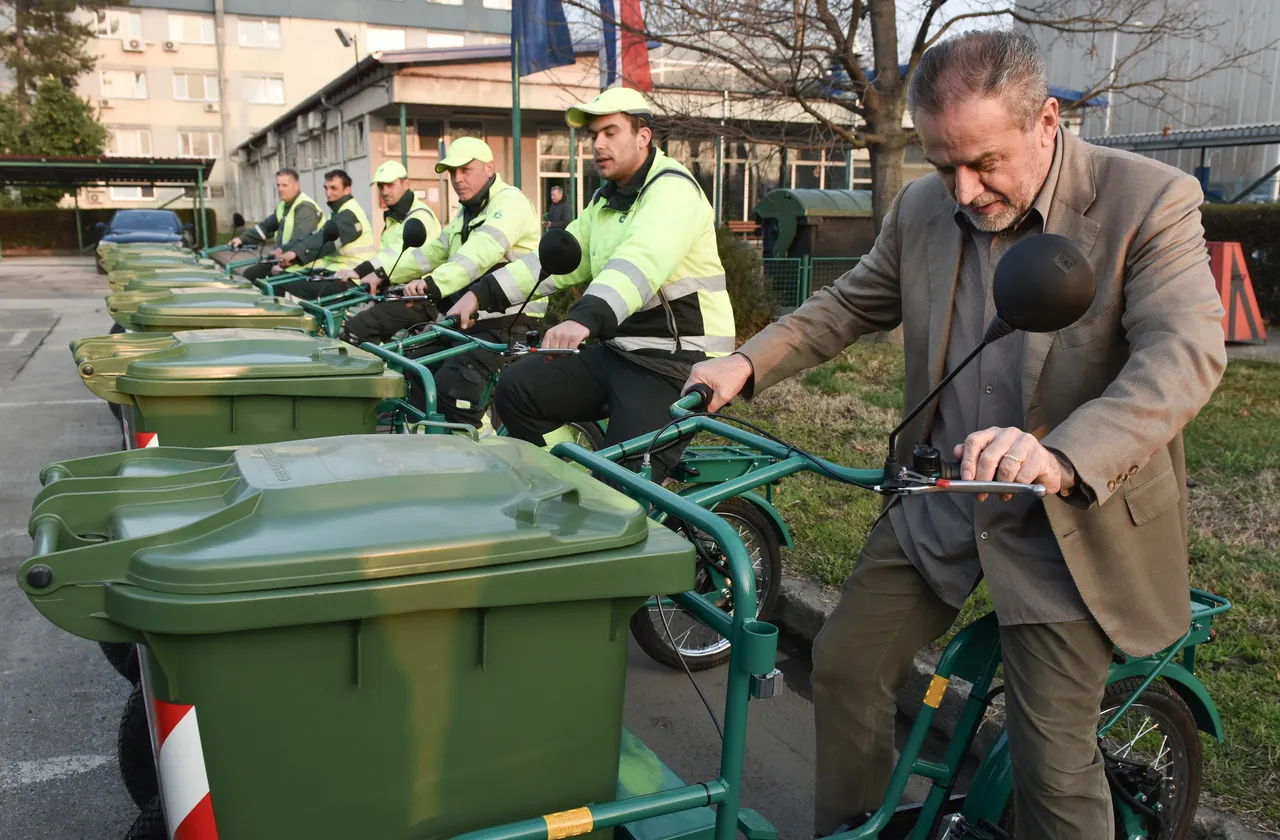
left=1002, top=454, right=1023, bottom=464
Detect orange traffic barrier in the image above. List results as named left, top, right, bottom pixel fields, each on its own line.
left=1207, top=241, right=1267, bottom=344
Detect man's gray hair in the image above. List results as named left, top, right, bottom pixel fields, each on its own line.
left=906, top=30, right=1050, bottom=129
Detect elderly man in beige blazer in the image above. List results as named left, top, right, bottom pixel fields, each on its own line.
left=687, top=30, right=1226, bottom=840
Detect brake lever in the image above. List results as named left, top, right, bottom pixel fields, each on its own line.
left=876, top=475, right=1046, bottom=497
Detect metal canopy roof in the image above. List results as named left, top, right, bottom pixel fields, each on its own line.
left=1084, top=123, right=1280, bottom=151
left=0, top=155, right=217, bottom=188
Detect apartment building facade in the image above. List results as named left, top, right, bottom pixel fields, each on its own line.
left=77, top=0, right=513, bottom=225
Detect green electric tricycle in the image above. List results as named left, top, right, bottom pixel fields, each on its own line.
left=444, top=232, right=1232, bottom=840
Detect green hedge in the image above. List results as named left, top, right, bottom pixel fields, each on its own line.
left=1200, top=203, right=1280, bottom=325
left=0, top=208, right=217, bottom=252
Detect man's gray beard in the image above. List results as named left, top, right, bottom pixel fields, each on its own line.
left=959, top=199, right=1028, bottom=232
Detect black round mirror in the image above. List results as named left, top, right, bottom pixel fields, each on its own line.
left=993, top=233, right=1096, bottom=333
left=400, top=217, right=428, bottom=250
left=538, top=229, right=581, bottom=277
left=232, top=212, right=245, bottom=229
left=322, top=219, right=341, bottom=243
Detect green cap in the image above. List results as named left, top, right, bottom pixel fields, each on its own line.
left=566, top=88, right=653, bottom=128
left=435, top=137, right=495, bottom=173
left=371, top=160, right=408, bottom=183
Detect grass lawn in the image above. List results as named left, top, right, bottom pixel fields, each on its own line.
left=716, top=340, right=1280, bottom=828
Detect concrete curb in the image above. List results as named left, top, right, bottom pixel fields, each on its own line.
left=772, top=575, right=1278, bottom=840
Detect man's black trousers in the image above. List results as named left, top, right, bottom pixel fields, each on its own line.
left=493, top=344, right=690, bottom=483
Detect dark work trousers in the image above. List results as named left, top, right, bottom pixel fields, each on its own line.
left=274, top=277, right=357, bottom=301
left=240, top=261, right=274, bottom=282
left=403, top=315, right=540, bottom=430
left=340, top=299, right=438, bottom=345
left=493, top=344, right=690, bottom=483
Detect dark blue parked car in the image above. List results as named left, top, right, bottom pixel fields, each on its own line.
left=95, top=209, right=192, bottom=246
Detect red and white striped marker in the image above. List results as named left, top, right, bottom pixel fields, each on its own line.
left=151, top=698, right=219, bottom=840
left=134, top=431, right=159, bottom=449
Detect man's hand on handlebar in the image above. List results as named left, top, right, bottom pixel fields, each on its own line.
left=333, top=268, right=359, bottom=281
left=541, top=320, right=590, bottom=351
left=955, top=427, right=1070, bottom=502
left=446, top=291, right=480, bottom=329
left=278, top=250, right=299, bottom=268
left=683, top=353, right=754, bottom=413
left=229, top=236, right=243, bottom=249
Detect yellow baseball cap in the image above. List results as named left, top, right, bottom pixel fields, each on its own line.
left=371, top=160, right=408, bottom=183
left=435, top=137, right=495, bottom=173
left=566, top=87, right=653, bottom=128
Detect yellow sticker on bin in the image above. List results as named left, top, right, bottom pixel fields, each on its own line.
left=544, top=807, right=594, bottom=839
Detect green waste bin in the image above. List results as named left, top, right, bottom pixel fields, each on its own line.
left=71, top=328, right=404, bottom=449
left=21, top=434, right=695, bottom=839
left=751, top=188, right=876, bottom=259
left=104, top=253, right=211, bottom=274
left=107, top=288, right=317, bottom=334
left=109, top=268, right=242, bottom=293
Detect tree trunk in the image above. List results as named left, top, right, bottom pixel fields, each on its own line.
left=13, top=0, right=29, bottom=116
left=864, top=113, right=910, bottom=348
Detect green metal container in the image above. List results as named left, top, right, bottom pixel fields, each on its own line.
left=103, top=253, right=210, bottom=274
left=106, top=288, right=317, bottom=333
left=21, top=434, right=694, bottom=839
left=109, top=268, right=243, bottom=293
left=70, top=328, right=404, bottom=449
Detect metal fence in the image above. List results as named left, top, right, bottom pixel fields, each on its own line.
left=761, top=256, right=862, bottom=311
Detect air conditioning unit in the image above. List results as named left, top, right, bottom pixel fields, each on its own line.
left=264, top=133, right=279, bottom=151
left=296, top=114, right=309, bottom=136
left=100, top=98, right=113, bottom=109
left=163, top=40, right=178, bottom=52
left=87, top=190, right=104, bottom=204
left=307, top=111, right=323, bottom=132
left=123, top=37, right=144, bottom=52
left=203, top=101, right=219, bottom=113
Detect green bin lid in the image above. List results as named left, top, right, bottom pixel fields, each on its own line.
left=37, top=435, right=654, bottom=597
left=132, top=290, right=313, bottom=329
left=121, top=328, right=385, bottom=381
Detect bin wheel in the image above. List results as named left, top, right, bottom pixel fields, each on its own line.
left=565, top=421, right=605, bottom=451
left=630, top=497, right=782, bottom=671
left=125, top=796, right=166, bottom=840
left=100, top=641, right=140, bottom=684
left=118, top=683, right=159, bottom=809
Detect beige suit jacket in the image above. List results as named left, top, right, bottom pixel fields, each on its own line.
left=737, top=129, right=1228, bottom=656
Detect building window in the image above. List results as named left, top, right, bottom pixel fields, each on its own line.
left=96, top=9, right=142, bottom=39
left=177, top=130, right=222, bottom=158
left=482, top=0, right=513, bottom=8
left=427, top=0, right=464, bottom=6
left=243, top=76, right=285, bottom=105
left=426, top=32, right=466, bottom=48
left=110, top=185, right=156, bottom=201
left=366, top=27, right=405, bottom=52
left=183, top=185, right=226, bottom=199
left=325, top=129, right=340, bottom=164
left=173, top=72, right=219, bottom=102
left=101, top=70, right=148, bottom=99
left=168, top=14, right=214, bottom=44
left=238, top=18, right=281, bottom=49
left=345, top=119, right=367, bottom=158
left=106, top=127, right=152, bottom=156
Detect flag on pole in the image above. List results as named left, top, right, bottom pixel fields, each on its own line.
left=599, top=0, right=653, bottom=91
left=512, top=0, right=575, bottom=77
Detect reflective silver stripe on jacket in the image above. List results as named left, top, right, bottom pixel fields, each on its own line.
left=638, top=274, right=727, bottom=311
left=603, top=258, right=653, bottom=306
left=476, top=224, right=510, bottom=251
left=253, top=224, right=266, bottom=239
left=608, top=335, right=736, bottom=354
left=409, top=248, right=432, bottom=272
left=497, top=253, right=541, bottom=305
left=437, top=230, right=451, bottom=248
left=584, top=284, right=631, bottom=323
left=447, top=253, right=482, bottom=280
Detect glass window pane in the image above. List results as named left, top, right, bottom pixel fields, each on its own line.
left=447, top=121, right=483, bottom=141
left=794, top=164, right=821, bottom=189
left=367, top=28, right=406, bottom=52
left=427, top=32, right=466, bottom=48
left=415, top=119, right=443, bottom=153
